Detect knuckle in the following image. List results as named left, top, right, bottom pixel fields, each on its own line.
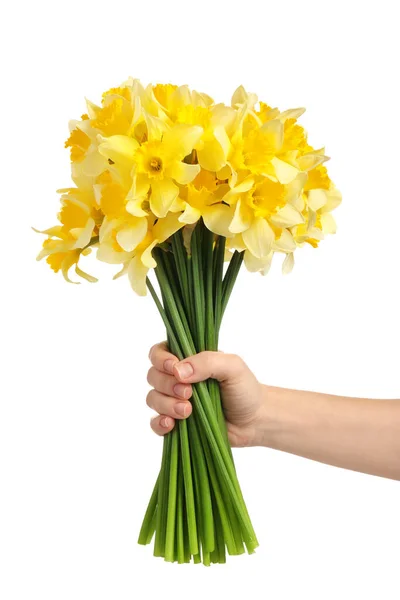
left=229, top=354, right=246, bottom=372
left=146, top=389, right=155, bottom=408
left=202, top=351, right=215, bottom=370
left=148, top=344, right=156, bottom=361
left=150, top=416, right=160, bottom=433
left=146, top=367, right=155, bottom=385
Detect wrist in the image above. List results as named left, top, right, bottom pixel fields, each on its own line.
left=255, top=385, right=287, bottom=449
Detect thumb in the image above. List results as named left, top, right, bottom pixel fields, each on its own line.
left=173, top=351, right=246, bottom=384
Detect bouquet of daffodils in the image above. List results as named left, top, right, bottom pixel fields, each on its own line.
left=37, top=79, right=341, bottom=565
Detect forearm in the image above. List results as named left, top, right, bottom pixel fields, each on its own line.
left=260, top=385, right=400, bottom=480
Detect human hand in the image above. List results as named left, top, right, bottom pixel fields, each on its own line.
left=146, top=342, right=267, bottom=447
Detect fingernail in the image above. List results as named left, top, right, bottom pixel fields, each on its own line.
left=175, top=362, right=194, bottom=380
left=164, top=359, right=176, bottom=374
left=160, top=417, right=172, bottom=428
left=173, top=383, right=191, bottom=399
left=175, top=403, right=189, bottom=417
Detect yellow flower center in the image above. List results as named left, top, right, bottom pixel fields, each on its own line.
left=149, top=157, right=163, bottom=172
left=282, top=119, right=308, bottom=153
left=246, top=178, right=285, bottom=218
left=134, top=141, right=167, bottom=179
left=242, top=127, right=276, bottom=173
left=59, top=202, right=88, bottom=230
left=64, top=127, right=91, bottom=162
left=304, top=165, right=331, bottom=191
left=91, top=98, right=131, bottom=136
left=153, top=83, right=178, bottom=109
left=102, top=86, right=131, bottom=103
left=176, top=105, right=210, bottom=128
left=100, top=183, right=127, bottom=218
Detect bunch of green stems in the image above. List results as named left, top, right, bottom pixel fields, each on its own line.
left=138, top=220, right=258, bottom=565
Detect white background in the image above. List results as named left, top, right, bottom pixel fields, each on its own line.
left=1, top=1, right=399, bottom=598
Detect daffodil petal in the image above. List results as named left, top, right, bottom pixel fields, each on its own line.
left=116, top=218, right=147, bottom=252
left=33, top=225, right=64, bottom=237
left=321, top=187, right=342, bottom=213
left=129, top=173, right=151, bottom=199
left=75, top=265, right=98, bottom=283
left=179, top=203, right=201, bottom=225
left=223, top=176, right=255, bottom=205
left=307, top=189, right=328, bottom=211
left=166, top=161, right=200, bottom=185
left=126, top=199, right=148, bottom=217
left=278, top=107, right=306, bottom=121
left=231, top=85, right=249, bottom=107
left=286, top=173, right=307, bottom=205
left=244, top=249, right=273, bottom=273
left=242, top=217, right=274, bottom=258
left=128, top=255, right=149, bottom=296
left=113, top=262, right=129, bottom=280
left=98, top=135, right=139, bottom=168
left=203, top=204, right=235, bottom=238
left=270, top=205, right=304, bottom=228
left=170, top=196, right=186, bottom=213
left=274, top=229, right=296, bottom=252
left=36, top=240, right=75, bottom=261
left=297, top=153, right=329, bottom=172
left=61, top=253, right=80, bottom=284
left=99, top=217, right=117, bottom=243
left=97, top=243, right=132, bottom=264
left=144, top=112, right=170, bottom=141
left=197, top=126, right=231, bottom=172
left=82, top=151, right=108, bottom=177
left=282, top=252, right=295, bottom=274
left=271, top=157, right=299, bottom=184
left=153, top=211, right=183, bottom=242
left=320, top=213, right=337, bottom=234
left=85, top=98, right=101, bottom=119
left=162, top=124, right=203, bottom=160
left=214, top=126, right=231, bottom=157
left=141, top=240, right=158, bottom=268
left=197, top=137, right=227, bottom=172
left=72, top=218, right=95, bottom=248
left=260, top=119, right=284, bottom=151
left=229, top=199, right=253, bottom=234
left=150, top=178, right=179, bottom=218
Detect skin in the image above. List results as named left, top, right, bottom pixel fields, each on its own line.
left=146, top=342, right=400, bottom=481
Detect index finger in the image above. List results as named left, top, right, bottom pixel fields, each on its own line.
left=149, top=341, right=179, bottom=374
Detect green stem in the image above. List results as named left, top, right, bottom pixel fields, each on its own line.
left=154, top=433, right=171, bottom=557
left=220, top=250, right=244, bottom=326
left=149, top=272, right=258, bottom=547
left=171, top=230, right=191, bottom=322
left=146, top=277, right=198, bottom=556
left=203, top=225, right=215, bottom=351
left=155, top=250, right=196, bottom=353
left=213, top=236, right=226, bottom=344
left=191, top=222, right=205, bottom=351
left=137, top=475, right=159, bottom=545
left=176, top=460, right=185, bottom=564
left=165, top=426, right=179, bottom=562
left=179, top=419, right=198, bottom=556
left=188, top=415, right=215, bottom=553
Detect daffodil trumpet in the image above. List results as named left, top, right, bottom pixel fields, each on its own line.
left=36, top=79, right=341, bottom=566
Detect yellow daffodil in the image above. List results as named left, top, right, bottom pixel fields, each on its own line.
left=97, top=213, right=183, bottom=295
left=223, top=173, right=306, bottom=258
left=38, top=79, right=341, bottom=289
left=35, top=187, right=100, bottom=282
left=98, top=122, right=203, bottom=218
left=292, top=164, right=342, bottom=247
left=171, top=169, right=231, bottom=231
left=65, top=115, right=109, bottom=188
